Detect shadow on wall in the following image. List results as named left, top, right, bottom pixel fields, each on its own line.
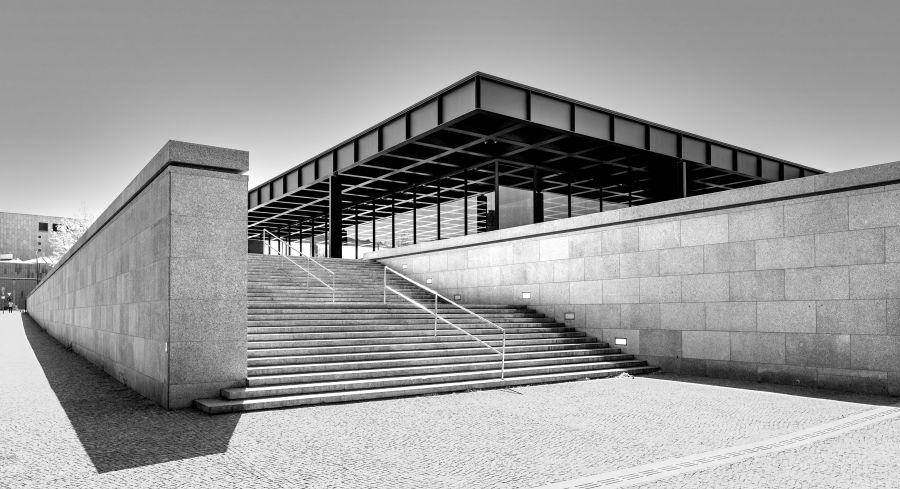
left=21, top=314, right=241, bottom=473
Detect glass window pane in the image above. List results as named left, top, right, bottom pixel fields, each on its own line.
left=498, top=163, right=533, bottom=230
left=393, top=191, right=415, bottom=247
left=439, top=177, right=466, bottom=240
left=543, top=191, right=568, bottom=222
left=466, top=165, right=497, bottom=234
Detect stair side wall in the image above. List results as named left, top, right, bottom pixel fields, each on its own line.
left=27, top=141, right=248, bottom=409
left=368, top=160, right=900, bottom=397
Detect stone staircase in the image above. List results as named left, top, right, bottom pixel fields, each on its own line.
left=195, top=254, right=657, bottom=413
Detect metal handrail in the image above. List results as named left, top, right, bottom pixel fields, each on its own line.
left=259, top=229, right=335, bottom=302
left=383, top=265, right=506, bottom=380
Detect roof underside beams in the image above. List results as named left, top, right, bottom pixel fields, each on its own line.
left=248, top=74, right=822, bottom=234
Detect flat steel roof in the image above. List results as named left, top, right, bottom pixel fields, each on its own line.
left=248, top=72, right=823, bottom=233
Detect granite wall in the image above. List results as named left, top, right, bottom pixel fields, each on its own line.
left=27, top=141, right=249, bottom=408
left=369, top=161, right=900, bottom=396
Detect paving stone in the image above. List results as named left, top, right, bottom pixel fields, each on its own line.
left=4, top=310, right=898, bottom=489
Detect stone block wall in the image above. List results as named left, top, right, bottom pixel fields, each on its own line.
left=27, top=141, right=248, bottom=408
left=369, top=161, right=900, bottom=396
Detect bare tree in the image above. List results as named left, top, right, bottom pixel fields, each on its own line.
left=48, top=207, right=93, bottom=265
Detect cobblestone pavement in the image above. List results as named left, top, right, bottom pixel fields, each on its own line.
left=2, top=312, right=897, bottom=488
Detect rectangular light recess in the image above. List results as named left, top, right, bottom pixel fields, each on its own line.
left=564, top=312, right=575, bottom=320
left=426, top=278, right=433, bottom=284
left=402, top=264, right=408, bottom=269
left=453, top=295, right=461, bottom=300
left=615, top=338, right=627, bottom=346
left=522, top=292, right=531, bottom=299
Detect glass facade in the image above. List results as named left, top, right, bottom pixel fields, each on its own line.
left=286, top=160, right=664, bottom=258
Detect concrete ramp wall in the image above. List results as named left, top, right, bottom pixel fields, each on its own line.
left=369, top=161, right=900, bottom=396
left=28, top=141, right=248, bottom=408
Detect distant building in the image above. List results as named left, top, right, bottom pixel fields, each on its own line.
left=0, top=211, right=64, bottom=306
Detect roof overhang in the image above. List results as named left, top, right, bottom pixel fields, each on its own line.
left=248, top=73, right=823, bottom=233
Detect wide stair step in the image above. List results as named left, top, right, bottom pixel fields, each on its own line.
left=194, top=254, right=658, bottom=413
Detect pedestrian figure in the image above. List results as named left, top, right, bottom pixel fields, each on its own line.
left=6, top=300, right=12, bottom=313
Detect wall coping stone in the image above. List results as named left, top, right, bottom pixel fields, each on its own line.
left=367, top=160, right=900, bottom=260
left=30, top=141, right=248, bottom=297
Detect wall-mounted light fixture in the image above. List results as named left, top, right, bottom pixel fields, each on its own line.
left=564, top=312, right=575, bottom=320
left=453, top=294, right=461, bottom=300
left=426, top=278, right=432, bottom=284
left=522, top=292, right=531, bottom=299
left=615, top=338, right=627, bottom=346
left=402, top=264, right=408, bottom=269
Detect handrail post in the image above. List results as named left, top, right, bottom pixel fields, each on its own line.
left=501, top=332, right=506, bottom=380
left=383, top=267, right=387, bottom=304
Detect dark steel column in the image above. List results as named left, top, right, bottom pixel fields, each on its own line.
left=372, top=200, right=376, bottom=252
left=533, top=166, right=544, bottom=224
left=436, top=181, right=441, bottom=240
left=493, top=161, right=500, bottom=231
left=463, top=170, right=468, bottom=236
left=412, top=188, right=417, bottom=245
left=354, top=205, right=359, bottom=260
left=328, top=175, right=342, bottom=258
left=391, top=194, right=395, bottom=248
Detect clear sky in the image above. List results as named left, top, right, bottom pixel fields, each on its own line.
left=1, top=0, right=898, bottom=218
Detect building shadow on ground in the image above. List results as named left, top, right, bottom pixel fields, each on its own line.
left=646, top=371, right=898, bottom=407
left=21, top=314, right=241, bottom=473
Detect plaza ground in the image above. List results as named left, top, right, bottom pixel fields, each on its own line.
left=1, top=312, right=897, bottom=489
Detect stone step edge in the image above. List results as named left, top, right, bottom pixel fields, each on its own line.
left=194, top=366, right=659, bottom=414
left=247, top=354, right=637, bottom=384
left=227, top=360, right=650, bottom=398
